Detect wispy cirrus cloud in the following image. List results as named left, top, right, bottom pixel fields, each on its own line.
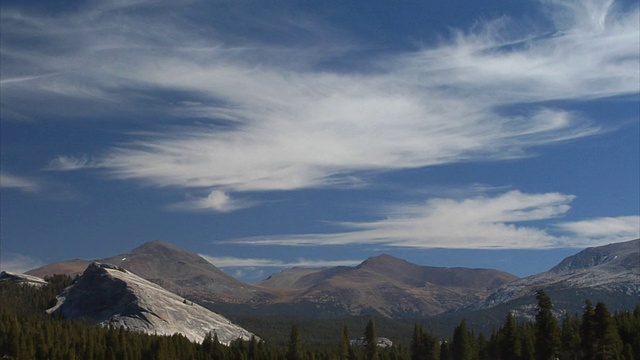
left=225, top=190, right=639, bottom=250
left=0, top=172, right=41, bottom=193
left=2, top=0, right=638, bottom=207
left=46, top=156, right=93, bottom=171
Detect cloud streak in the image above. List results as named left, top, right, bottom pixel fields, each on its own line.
left=0, top=172, right=41, bottom=193
left=226, top=191, right=639, bottom=250
left=2, top=0, right=637, bottom=201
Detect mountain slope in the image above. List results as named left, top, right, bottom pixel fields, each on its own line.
left=28, top=240, right=273, bottom=303
left=474, top=239, right=640, bottom=313
left=255, top=254, right=518, bottom=317
left=47, top=262, right=255, bottom=344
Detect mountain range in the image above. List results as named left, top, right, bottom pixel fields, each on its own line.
left=26, top=239, right=639, bottom=321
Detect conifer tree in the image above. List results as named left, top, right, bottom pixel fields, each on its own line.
left=498, top=312, right=521, bottom=360
left=593, top=302, right=622, bottom=359
left=287, top=324, right=303, bottom=360
left=534, top=290, right=560, bottom=360
left=451, top=320, right=473, bottom=360
left=581, top=300, right=597, bottom=360
left=560, top=311, right=581, bottom=360
left=364, top=319, right=379, bottom=360
left=340, top=326, right=351, bottom=360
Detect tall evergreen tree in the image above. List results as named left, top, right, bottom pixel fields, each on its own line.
left=364, top=319, right=379, bottom=360
left=498, top=312, right=521, bottom=360
left=534, top=290, right=560, bottom=360
left=340, top=326, right=351, bottom=360
left=451, top=320, right=473, bottom=360
left=287, top=324, right=303, bottom=360
left=593, top=302, right=622, bottom=360
left=582, top=300, right=597, bottom=360
left=560, top=312, right=581, bottom=360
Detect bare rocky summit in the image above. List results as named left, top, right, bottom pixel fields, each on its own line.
left=474, top=239, right=640, bottom=312
left=47, top=262, right=255, bottom=344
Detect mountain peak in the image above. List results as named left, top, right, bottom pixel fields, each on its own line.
left=130, top=240, right=185, bottom=255
left=48, top=261, right=255, bottom=344
left=358, top=254, right=408, bottom=269
left=550, top=239, right=640, bottom=274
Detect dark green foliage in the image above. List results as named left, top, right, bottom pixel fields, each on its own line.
left=411, top=324, right=439, bottom=360
left=534, top=290, right=561, bottom=360
left=593, top=302, right=622, bottom=359
left=561, top=311, right=581, bottom=360
left=287, top=324, right=303, bottom=360
left=1, top=279, right=638, bottom=360
left=364, top=319, right=379, bottom=360
left=451, top=320, right=474, bottom=360
left=497, top=312, right=521, bottom=360
left=582, top=300, right=597, bottom=360
left=340, top=326, right=353, bottom=360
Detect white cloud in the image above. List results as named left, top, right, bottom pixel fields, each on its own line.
left=557, top=216, right=640, bottom=245
left=169, top=190, right=255, bottom=213
left=0, top=253, right=43, bottom=273
left=199, top=255, right=360, bottom=268
left=229, top=190, right=575, bottom=249
left=2, top=0, right=637, bottom=200
left=225, top=190, right=638, bottom=250
left=46, top=156, right=92, bottom=171
left=0, top=172, right=40, bottom=193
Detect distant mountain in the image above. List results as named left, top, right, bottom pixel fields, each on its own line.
left=253, top=254, right=518, bottom=317
left=473, top=239, right=640, bottom=316
left=26, top=239, right=638, bottom=321
left=28, top=240, right=273, bottom=304
left=27, top=259, right=91, bottom=278
left=47, top=262, right=255, bottom=344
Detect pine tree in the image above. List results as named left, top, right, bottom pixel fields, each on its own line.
left=451, top=320, right=473, bottom=360
left=287, top=324, right=303, bottom=360
left=560, top=312, right=581, bottom=360
left=593, top=302, right=622, bottom=359
left=364, top=319, right=379, bottom=360
left=534, top=290, right=560, bottom=360
left=498, top=312, right=521, bottom=360
left=582, top=300, right=597, bottom=360
left=340, top=326, right=351, bottom=360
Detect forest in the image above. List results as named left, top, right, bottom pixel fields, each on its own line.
left=1, top=275, right=639, bottom=360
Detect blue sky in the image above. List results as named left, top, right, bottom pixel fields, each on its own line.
left=1, top=0, right=638, bottom=282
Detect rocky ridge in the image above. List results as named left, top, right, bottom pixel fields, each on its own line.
left=0, top=271, right=48, bottom=286
left=47, top=262, right=255, bottom=344
left=474, top=239, right=640, bottom=311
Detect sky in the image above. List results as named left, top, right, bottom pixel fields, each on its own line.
left=1, top=0, right=638, bottom=282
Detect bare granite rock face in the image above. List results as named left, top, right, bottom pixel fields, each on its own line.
left=47, top=262, right=255, bottom=344
left=0, top=271, right=48, bottom=286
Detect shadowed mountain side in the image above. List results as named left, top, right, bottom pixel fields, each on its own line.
left=47, top=262, right=255, bottom=344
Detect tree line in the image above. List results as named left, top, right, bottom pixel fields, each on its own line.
left=1, top=276, right=638, bottom=360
